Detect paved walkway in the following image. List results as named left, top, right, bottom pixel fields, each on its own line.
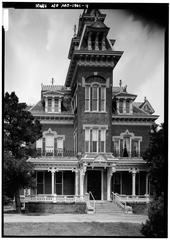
left=4, top=213, right=148, bottom=224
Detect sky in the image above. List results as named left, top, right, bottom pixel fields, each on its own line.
left=4, top=7, right=165, bottom=124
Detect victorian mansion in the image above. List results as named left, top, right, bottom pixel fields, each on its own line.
left=25, top=9, right=158, bottom=212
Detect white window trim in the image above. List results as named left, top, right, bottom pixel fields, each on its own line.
left=84, top=82, right=106, bottom=113
left=112, top=129, right=142, bottom=157
left=84, top=126, right=107, bottom=153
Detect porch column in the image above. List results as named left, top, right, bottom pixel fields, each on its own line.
left=80, top=169, right=84, bottom=196
left=129, top=168, right=138, bottom=196
left=107, top=165, right=116, bottom=200
left=80, top=164, right=87, bottom=197
left=145, top=173, right=149, bottom=195
left=48, top=167, right=57, bottom=195
left=75, top=170, right=78, bottom=196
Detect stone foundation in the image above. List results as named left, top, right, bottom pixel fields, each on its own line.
left=25, top=202, right=87, bottom=214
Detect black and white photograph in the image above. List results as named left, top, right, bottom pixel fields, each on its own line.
left=3, top=2, right=168, bottom=237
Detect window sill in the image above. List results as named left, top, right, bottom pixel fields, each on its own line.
left=85, top=111, right=107, bottom=114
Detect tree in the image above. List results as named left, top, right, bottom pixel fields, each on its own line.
left=141, top=123, right=167, bottom=237
left=3, top=92, right=42, bottom=213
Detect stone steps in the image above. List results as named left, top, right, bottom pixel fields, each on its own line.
left=95, top=201, right=124, bottom=214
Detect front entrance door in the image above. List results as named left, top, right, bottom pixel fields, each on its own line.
left=87, top=170, right=101, bottom=200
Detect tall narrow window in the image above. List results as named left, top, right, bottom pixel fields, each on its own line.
left=123, top=136, right=130, bottom=157
left=47, top=98, right=52, bottom=112
left=85, top=86, right=90, bottom=111
left=54, top=98, right=59, bottom=112
left=46, top=134, right=54, bottom=156
left=55, top=172, right=62, bottom=195
left=85, top=128, right=90, bottom=152
left=126, top=100, right=130, bottom=113
left=100, top=129, right=106, bottom=152
left=92, top=129, right=98, bottom=152
left=113, top=139, right=119, bottom=157
left=119, top=100, right=123, bottom=113
left=100, top=87, right=106, bottom=111
left=37, top=172, right=44, bottom=194
left=57, top=138, right=64, bottom=156
left=92, top=85, right=98, bottom=111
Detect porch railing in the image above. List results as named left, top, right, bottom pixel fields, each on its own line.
left=112, top=192, right=132, bottom=213
left=112, top=150, right=145, bottom=158
left=36, top=149, right=75, bottom=157
left=24, top=195, right=85, bottom=203
left=113, top=193, right=150, bottom=203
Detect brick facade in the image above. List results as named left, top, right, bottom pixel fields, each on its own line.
left=26, top=9, right=158, bottom=208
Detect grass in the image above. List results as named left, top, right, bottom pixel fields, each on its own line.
left=4, top=222, right=143, bottom=236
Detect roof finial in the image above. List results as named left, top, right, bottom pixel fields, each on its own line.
left=51, top=78, right=54, bottom=85
left=73, top=24, right=77, bottom=37
left=119, top=80, right=122, bottom=88
left=144, top=96, right=147, bottom=102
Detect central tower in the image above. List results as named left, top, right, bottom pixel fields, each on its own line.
left=65, top=9, right=123, bottom=155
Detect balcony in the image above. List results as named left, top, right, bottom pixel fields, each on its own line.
left=36, top=148, right=75, bottom=157
left=113, top=150, right=144, bottom=158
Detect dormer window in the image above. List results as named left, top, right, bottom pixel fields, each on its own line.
left=116, top=99, right=133, bottom=115
left=44, top=97, right=61, bottom=113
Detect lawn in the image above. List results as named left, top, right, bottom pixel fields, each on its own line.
left=4, top=222, right=143, bottom=236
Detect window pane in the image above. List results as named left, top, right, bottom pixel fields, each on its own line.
left=92, top=86, right=98, bottom=111
left=119, top=100, right=123, bottom=113
left=100, top=129, right=105, bottom=141
left=101, top=100, right=105, bottom=111
left=57, top=138, right=63, bottom=149
left=101, top=87, right=105, bottom=99
left=92, top=141, right=97, bottom=152
left=56, top=184, right=62, bottom=195
left=92, top=129, right=98, bottom=141
left=85, top=99, right=89, bottom=111
left=85, top=141, right=89, bottom=152
left=92, top=99, right=97, bottom=111
left=100, top=141, right=104, bottom=152
left=37, top=172, right=43, bottom=183
left=56, top=172, right=62, bottom=183
left=126, top=101, right=130, bottom=113
left=37, top=184, right=43, bottom=194
left=48, top=98, right=52, bottom=112
left=85, top=129, right=90, bottom=141
left=54, top=99, right=59, bottom=112
left=85, top=86, right=90, bottom=98
left=85, top=87, right=90, bottom=111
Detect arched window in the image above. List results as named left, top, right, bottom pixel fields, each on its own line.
left=85, top=77, right=106, bottom=112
